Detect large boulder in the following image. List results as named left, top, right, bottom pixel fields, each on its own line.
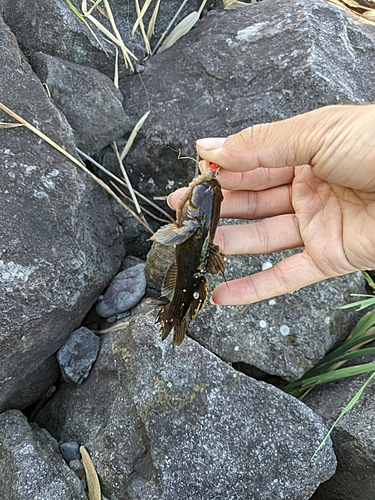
left=0, top=410, right=86, bottom=500
left=119, top=0, right=375, bottom=198
left=36, top=309, right=337, bottom=499
left=0, top=14, right=125, bottom=411
left=0, top=0, right=121, bottom=78
left=31, top=52, right=131, bottom=155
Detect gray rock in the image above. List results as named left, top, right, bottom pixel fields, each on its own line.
left=31, top=52, right=131, bottom=155
left=0, top=410, right=86, bottom=500
left=1, top=0, right=124, bottom=78
left=37, top=308, right=337, bottom=500
left=69, top=459, right=86, bottom=480
left=119, top=0, right=375, bottom=199
left=36, top=332, right=162, bottom=500
left=120, top=255, right=145, bottom=272
left=113, top=310, right=337, bottom=499
left=0, top=15, right=125, bottom=412
left=144, top=242, right=174, bottom=291
left=110, top=197, right=156, bottom=259
left=96, top=264, right=147, bottom=318
left=57, top=327, right=100, bottom=384
left=305, top=356, right=375, bottom=500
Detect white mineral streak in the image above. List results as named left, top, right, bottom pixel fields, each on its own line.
left=0, top=261, right=36, bottom=289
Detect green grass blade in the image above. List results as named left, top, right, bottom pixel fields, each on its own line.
left=312, top=371, right=375, bottom=458
left=349, top=309, right=375, bottom=338
left=65, top=0, right=85, bottom=21
left=340, top=296, right=375, bottom=311
left=312, top=330, right=375, bottom=368
left=296, top=347, right=375, bottom=379
left=284, top=363, right=375, bottom=394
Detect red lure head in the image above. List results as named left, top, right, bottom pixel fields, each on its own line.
left=207, top=162, right=218, bottom=171
left=207, top=162, right=220, bottom=177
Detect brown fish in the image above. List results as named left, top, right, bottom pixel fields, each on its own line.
left=150, top=162, right=226, bottom=347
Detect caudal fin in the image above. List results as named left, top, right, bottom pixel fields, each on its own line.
left=155, top=304, right=186, bottom=347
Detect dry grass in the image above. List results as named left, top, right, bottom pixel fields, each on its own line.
left=327, top=0, right=375, bottom=19
left=0, top=102, right=157, bottom=233
left=80, top=445, right=101, bottom=500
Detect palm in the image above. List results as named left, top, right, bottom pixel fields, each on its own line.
left=292, top=165, right=375, bottom=276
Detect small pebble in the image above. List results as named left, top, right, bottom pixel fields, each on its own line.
left=60, top=441, right=81, bottom=462
left=57, top=326, right=100, bottom=384
left=96, top=263, right=146, bottom=318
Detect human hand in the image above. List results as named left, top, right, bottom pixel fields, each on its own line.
left=168, top=105, right=375, bottom=305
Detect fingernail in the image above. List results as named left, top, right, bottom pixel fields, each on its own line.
left=209, top=295, right=218, bottom=305
left=166, top=193, right=174, bottom=209
left=196, top=137, right=226, bottom=151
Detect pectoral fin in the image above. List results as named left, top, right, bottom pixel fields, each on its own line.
left=155, top=304, right=174, bottom=340
left=161, top=262, right=177, bottom=296
left=150, top=219, right=200, bottom=246
left=207, top=244, right=226, bottom=278
left=188, top=277, right=208, bottom=319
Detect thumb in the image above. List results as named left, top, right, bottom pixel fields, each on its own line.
left=195, top=105, right=365, bottom=174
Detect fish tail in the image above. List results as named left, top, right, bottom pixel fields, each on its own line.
left=155, top=304, right=186, bottom=347
left=172, top=320, right=186, bottom=348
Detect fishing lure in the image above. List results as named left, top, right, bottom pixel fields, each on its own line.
left=150, top=162, right=226, bottom=347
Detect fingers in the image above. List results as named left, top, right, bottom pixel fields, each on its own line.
left=213, top=215, right=302, bottom=255
left=216, top=166, right=295, bottom=191
left=220, top=185, right=293, bottom=219
left=195, top=110, right=324, bottom=171
left=196, top=106, right=375, bottom=186
left=211, top=251, right=334, bottom=306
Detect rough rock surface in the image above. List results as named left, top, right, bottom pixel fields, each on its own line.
left=145, top=240, right=365, bottom=380
left=0, top=410, right=86, bottom=500
left=96, top=263, right=147, bottom=318
left=36, top=309, right=337, bottom=500
left=145, top=242, right=175, bottom=291
left=36, top=332, right=162, bottom=500
left=1, top=0, right=122, bottom=78
left=31, top=52, right=131, bottom=155
left=57, top=327, right=100, bottom=384
left=110, top=197, right=157, bottom=259
left=305, top=356, right=375, bottom=500
left=1, top=0, right=220, bottom=80
left=0, top=15, right=125, bottom=411
left=119, top=0, right=375, bottom=198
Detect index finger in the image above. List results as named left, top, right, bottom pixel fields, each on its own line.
left=195, top=106, right=346, bottom=172
left=217, top=166, right=294, bottom=191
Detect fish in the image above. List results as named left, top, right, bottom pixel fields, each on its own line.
left=150, top=162, right=226, bottom=347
